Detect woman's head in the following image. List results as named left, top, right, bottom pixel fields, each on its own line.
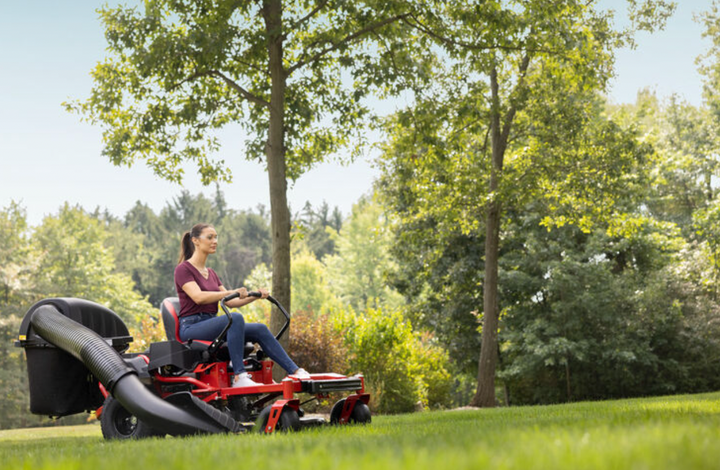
left=178, top=223, right=218, bottom=264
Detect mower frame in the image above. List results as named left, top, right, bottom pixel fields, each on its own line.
left=95, top=292, right=370, bottom=435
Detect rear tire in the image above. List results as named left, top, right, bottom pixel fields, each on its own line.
left=330, top=398, right=371, bottom=425
left=254, top=404, right=301, bottom=433
left=100, top=396, right=164, bottom=440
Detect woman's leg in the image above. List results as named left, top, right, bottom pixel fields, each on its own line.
left=245, top=323, right=299, bottom=374
left=179, top=314, right=248, bottom=373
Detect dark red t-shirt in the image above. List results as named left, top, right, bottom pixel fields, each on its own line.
left=174, top=261, right=223, bottom=317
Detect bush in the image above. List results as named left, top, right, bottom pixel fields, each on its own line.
left=412, top=331, right=453, bottom=408
left=128, top=312, right=168, bottom=353
left=286, top=309, right=349, bottom=375
left=337, top=305, right=452, bottom=413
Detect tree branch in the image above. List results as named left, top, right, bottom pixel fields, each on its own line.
left=288, top=13, right=411, bottom=74
left=168, top=70, right=215, bottom=91
left=449, top=116, right=486, bottom=142
left=402, top=12, right=561, bottom=56
left=210, top=70, right=270, bottom=108
left=191, top=97, right=235, bottom=131
left=482, top=125, right=491, bottom=154
left=169, top=69, right=270, bottom=109
left=289, top=0, right=329, bottom=30
left=500, top=54, right=531, bottom=144
left=235, top=57, right=268, bottom=75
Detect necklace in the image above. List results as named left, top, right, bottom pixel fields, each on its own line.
left=190, top=261, right=209, bottom=278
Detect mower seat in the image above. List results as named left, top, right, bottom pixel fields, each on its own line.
left=160, top=297, right=254, bottom=358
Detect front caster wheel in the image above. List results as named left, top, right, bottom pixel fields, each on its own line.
left=254, top=404, right=301, bottom=433
left=330, top=398, right=371, bottom=425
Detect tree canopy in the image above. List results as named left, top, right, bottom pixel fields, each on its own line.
left=66, top=0, right=429, bottom=346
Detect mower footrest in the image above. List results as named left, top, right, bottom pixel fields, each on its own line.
left=304, top=378, right=363, bottom=394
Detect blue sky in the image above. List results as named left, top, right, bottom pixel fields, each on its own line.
left=0, top=1, right=715, bottom=226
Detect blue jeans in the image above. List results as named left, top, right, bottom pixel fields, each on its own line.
left=178, top=312, right=298, bottom=374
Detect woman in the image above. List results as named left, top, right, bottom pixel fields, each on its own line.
left=174, top=223, right=309, bottom=387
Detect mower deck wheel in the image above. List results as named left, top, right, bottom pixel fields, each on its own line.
left=100, top=396, right=164, bottom=440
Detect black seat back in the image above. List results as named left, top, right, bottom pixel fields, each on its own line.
left=160, top=297, right=182, bottom=342
left=158, top=297, right=255, bottom=360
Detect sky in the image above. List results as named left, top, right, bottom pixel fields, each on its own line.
left=0, top=1, right=715, bottom=226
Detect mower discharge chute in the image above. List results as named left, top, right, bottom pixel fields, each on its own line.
left=16, top=294, right=370, bottom=439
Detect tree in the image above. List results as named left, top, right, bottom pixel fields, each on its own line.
left=290, top=250, right=339, bottom=315
left=692, top=1, right=720, bottom=294
left=110, top=191, right=272, bottom=307
left=497, top=207, right=685, bottom=404
left=296, top=201, right=343, bottom=260
left=378, top=0, right=674, bottom=406
left=33, top=204, right=156, bottom=326
left=324, top=196, right=404, bottom=311
left=0, top=202, right=34, bottom=307
left=611, top=90, right=720, bottom=295
left=244, top=238, right=341, bottom=317
left=0, top=203, right=36, bottom=429
left=698, top=0, right=720, bottom=121
left=116, top=201, right=169, bottom=305
left=610, top=90, right=720, bottom=233
left=65, top=0, right=421, bottom=344
left=213, top=208, right=272, bottom=290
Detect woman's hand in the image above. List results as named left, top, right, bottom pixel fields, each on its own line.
left=258, top=288, right=270, bottom=299
left=236, top=287, right=248, bottom=299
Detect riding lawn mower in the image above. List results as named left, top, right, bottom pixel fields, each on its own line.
left=15, top=292, right=370, bottom=439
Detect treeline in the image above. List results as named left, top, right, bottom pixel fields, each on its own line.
left=0, top=191, right=446, bottom=428
left=0, top=192, right=332, bottom=427
left=0, top=201, right=157, bottom=428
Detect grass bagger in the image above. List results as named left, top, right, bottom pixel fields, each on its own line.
left=15, top=292, right=370, bottom=439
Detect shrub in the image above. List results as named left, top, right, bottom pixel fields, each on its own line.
left=287, top=309, right=349, bottom=375
left=412, top=331, right=453, bottom=409
left=128, top=312, right=167, bottom=353
left=337, top=305, right=452, bottom=413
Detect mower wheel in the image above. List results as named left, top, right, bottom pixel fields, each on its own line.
left=254, top=405, right=301, bottom=433
left=100, top=396, right=164, bottom=440
left=330, top=399, right=372, bottom=425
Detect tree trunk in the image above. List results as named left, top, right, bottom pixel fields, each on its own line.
left=470, top=64, right=506, bottom=408
left=264, top=0, right=292, bottom=359
left=565, top=358, right=572, bottom=402
left=705, top=170, right=713, bottom=202
left=471, top=195, right=501, bottom=407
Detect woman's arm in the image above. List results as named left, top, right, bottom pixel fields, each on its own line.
left=180, top=282, right=246, bottom=306
left=220, top=286, right=270, bottom=308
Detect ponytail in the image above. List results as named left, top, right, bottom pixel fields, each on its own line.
left=178, top=232, right=194, bottom=264
left=177, top=223, right=213, bottom=264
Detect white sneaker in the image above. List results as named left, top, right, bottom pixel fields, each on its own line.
left=292, top=368, right=311, bottom=379
left=232, top=372, right=260, bottom=388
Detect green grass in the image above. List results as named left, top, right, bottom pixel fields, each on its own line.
left=2, top=392, right=720, bottom=470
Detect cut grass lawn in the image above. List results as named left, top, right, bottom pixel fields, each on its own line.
left=2, top=391, right=720, bottom=470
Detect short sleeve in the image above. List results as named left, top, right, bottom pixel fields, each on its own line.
left=210, top=268, right=222, bottom=287
left=174, top=263, right=195, bottom=291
